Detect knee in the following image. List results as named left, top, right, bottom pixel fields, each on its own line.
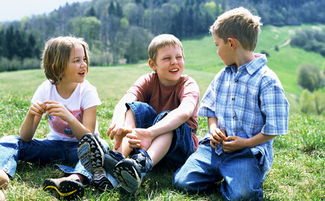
left=0, top=170, right=9, bottom=190
left=224, top=187, right=263, bottom=201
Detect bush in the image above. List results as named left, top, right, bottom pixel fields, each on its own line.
left=299, top=89, right=325, bottom=115
left=297, top=64, right=323, bottom=92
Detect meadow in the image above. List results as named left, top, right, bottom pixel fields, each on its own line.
left=0, top=25, right=324, bottom=200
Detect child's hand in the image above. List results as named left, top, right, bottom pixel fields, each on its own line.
left=106, top=125, right=132, bottom=150
left=44, top=101, right=74, bottom=122
left=209, top=128, right=227, bottom=149
left=222, top=136, right=247, bottom=152
left=126, top=129, right=153, bottom=150
left=29, top=101, right=46, bottom=117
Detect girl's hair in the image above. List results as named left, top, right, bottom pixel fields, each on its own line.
left=41, top=36, right=89, bottom=84
left=148, top=34, right=184, bottom=62
left=210, top=7, right=262, bottom=51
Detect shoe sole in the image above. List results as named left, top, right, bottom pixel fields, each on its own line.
left=78, top=134, right=105, bottom=173
left=43, top=179, right=84, bottom=200
left=93, top=174, right=113, bottom=191
left=114, top=159, right=141, bottom=193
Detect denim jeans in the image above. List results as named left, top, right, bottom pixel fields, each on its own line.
left=173, top=141, right=264, bottom=201
left=126, top=101, right=196, bottom=169
left=0, top=135, right=79, bottom=178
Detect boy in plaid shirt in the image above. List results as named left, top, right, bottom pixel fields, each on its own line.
left=174, top=7, right=289, bottom=201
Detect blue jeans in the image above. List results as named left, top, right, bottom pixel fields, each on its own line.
left=173, top=141, right=264, bottom=201
left=127, top=101, right=196, bottom=169
left=0, top=135, right=79, bottom=178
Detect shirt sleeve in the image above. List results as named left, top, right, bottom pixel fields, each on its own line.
left=260, top=76, right=289, bottom=135
left=127, top=73, right=152, bottom=102
left=31, top=80, right=49, bottom=104
left=81, top=82, right=101, bottom=110
left=180, top=77, right=200, bottom=109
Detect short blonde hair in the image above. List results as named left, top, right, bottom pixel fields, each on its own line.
left=148, top=34, right=184, bottom=62
left=41, top=36, right=89, bottom=84
left=210, top=7, right=262, bottom=51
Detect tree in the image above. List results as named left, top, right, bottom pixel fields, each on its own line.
left=69, top=17, right=101, bottom=46
left=297, top=64, right=323, bottom=92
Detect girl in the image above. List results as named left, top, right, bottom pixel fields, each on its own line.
left=0, top=36, right=105, bottom=200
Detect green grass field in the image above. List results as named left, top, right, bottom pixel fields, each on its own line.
left=0, top=25, right=324, bottom=200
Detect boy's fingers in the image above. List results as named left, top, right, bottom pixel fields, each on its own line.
left=210, top=140, right=218, bottom=149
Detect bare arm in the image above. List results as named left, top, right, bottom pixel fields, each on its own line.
left=19, top=102, right=46, bottom=142
left=222, top=133, right=276, bottom=152
left=144, top=100, right=196, bottom=139
left=45, top=101, right=97, bottom=140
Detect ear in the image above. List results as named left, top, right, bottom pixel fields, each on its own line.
left=227, top=38, right=237, bottom=49
left=148, top=59, right=157, bottom=71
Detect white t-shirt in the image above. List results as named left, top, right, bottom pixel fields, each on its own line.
left=31, top=80, right=101, bottom=142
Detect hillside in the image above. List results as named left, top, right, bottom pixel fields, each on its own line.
left=182, top=25, right=325, bottom=95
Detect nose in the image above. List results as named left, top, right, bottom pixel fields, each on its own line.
left=171, top=57, right=177, bottom=65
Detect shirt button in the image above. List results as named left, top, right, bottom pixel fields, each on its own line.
left=232, top=97, right=235, bottom=101
left=235, top=79, right=238, bottom=82
left=233, top=116, right=237, bottom=120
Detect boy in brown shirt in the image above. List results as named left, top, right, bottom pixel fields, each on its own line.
left=106, top=34, right=200, bottom=193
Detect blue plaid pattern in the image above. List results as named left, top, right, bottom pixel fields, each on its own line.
left=199, top=54, right=289, bottom=174
left=199, top=54, right=289, bottom=137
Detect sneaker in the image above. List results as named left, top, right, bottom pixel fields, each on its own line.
left=113, top=149, right=153, bottom=193
left=78, top=134, right=114, bottom=191
left=91, top=167, right=113, bottom=191
left=78, top=134, right=106, bottom=173
left=103, top=151, right=125, bottom=175
left=43, top=177, right=84, bottom=200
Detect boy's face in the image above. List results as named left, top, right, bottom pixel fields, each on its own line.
left=213, top=34, right=235, bottom=66
left=149, top=45, right=184, bottom=86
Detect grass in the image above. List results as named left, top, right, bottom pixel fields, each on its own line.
left=0, top=67, right=324, bottom=201
left=0, top=24, right=325, bottom=200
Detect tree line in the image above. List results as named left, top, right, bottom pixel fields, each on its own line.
left=0, top=0, right=325, bottom=72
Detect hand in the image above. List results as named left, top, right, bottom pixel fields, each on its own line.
left=29, top=101, right=46, bottom=117
left=44, top=101, right=74, bottom=122
left=209, top=127, right=227, bottom=149
left=126, top=128, right=153, bottom=150
left=107, top=124, right=132, bottom=150
left=222, top=136, right=248, bottom=152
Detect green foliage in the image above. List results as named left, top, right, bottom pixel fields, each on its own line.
left=297, top=64, right=323, bottom=92
left=291, top=28, right=325, bottom=56
left=300, top=89, right=325, bottom=115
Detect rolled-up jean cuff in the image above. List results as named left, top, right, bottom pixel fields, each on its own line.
left=125, top=101, right=157, bottom=128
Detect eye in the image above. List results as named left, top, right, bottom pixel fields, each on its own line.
left=176, top=55, right=183, bottom=60
left=163, top=57, right=171, bottom=61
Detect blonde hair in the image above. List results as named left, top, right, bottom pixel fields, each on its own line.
left=148, top=34, right=184, bottom=62
left=210, top=7, right=262, bottom=51
left=41, top=36, right=90, bottom=84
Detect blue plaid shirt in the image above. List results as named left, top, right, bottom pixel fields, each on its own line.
left=199, top=54, right=289, bottom=176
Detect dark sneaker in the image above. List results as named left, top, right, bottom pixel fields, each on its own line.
left=103, top=151, right=125, bottom=175
left=113, top=149, right=153, bottom=193
left=78, top=134, right=105, bottom=172
left=78, top=134, right=113, bottom=191
left=92, top=167, right=113, bottom=191
left=43, top=177, right=84, bottom=200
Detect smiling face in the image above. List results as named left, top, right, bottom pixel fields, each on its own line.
left=149, top=45, right=184, bottom=86
left=61, top=43, right=88, bottom=84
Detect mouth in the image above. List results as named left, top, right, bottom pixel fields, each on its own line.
left=169, top=68, right=179, bottom=73
left=78, top=72, right=86, bottom=76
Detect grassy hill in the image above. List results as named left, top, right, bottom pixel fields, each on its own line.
left=0, top=25, right=324, bottom=200
left=182, top=24, right=325, bottom=95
